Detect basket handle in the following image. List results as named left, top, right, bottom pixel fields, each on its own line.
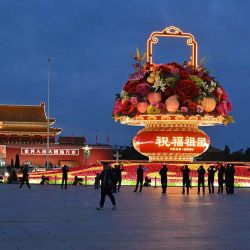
left=146, top=26, right=198, bottom=67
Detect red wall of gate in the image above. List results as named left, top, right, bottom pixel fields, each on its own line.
left=5, top=144, right=113, bottom=167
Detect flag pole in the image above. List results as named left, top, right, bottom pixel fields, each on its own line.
left=46, top=58, right=51, bottom=170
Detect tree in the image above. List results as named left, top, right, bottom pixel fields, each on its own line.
left=224, top=145, right=230, bottom=159
left=245, top=148, right=250, bottom=161
left=11, top=158, right=14, bottom=168
left=14, top=154, right=20, bottom=169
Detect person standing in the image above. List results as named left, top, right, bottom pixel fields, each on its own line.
left=197, top=165, right=206, bottom=195
left=230, top=164, right=236, bottom=194
left=159, top=163, right=168, bottom=194
left=111, top=166, right=118, bottom=193
left=226, top=164, right=236, bottom=194
left=94, top=173, right=100, bottom=189
left=134, top=164, right=145, bottom=192
left=19, top=164, right=31, bottom=189
left=97, top=163, right=116, bottom=210
left=217, top=164, right=225, bottom=194
left=181, top=165, right=190, bottom=195
left=61, top=165, right=69, bottom=189
left=207, top=165, right=217, bottom=194
left=117, top=164, right=124, bottom=192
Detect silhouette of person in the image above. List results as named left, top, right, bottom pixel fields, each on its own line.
left=207, top=165, right=217, bottom=194
left=97, top=163, right=116, bottom=210
left=159, top=163, right=168, bottom=194
left=61, top=165, right=69, bottom=189
left=225, top=164, right=236, bottom=194
left=181, top=165, right=190, bottom=194
left=94, top=173, right=100, bottom=189
left=197, top=165, right=206, bottom=194
left=19, top=164, right=31, bottom=189
left=40, top=175, right=46, bottom=185
left=134, top=164, right=145, bottom=192
left=217, top=164, right=225, bottom=194
left=117, top=164, right=124, bottom=192
left=73, top=176, right=78, bottom=186
left=111, top=165, right=119, bottom=193
left=229, top=164, right=236, bottom=194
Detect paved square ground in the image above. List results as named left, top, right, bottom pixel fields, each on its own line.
left=1, top=184, right=250, bottom=250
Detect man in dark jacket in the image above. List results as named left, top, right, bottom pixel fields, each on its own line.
left=207, top=165, right=217, bottom=194
left=133, top=164, right=145, bottom=192
left=197, top=165, right=205, bottom=195
left=181, top=165, right=190, bottom=195
left=97, top=163, right=116, bottom=210
left=159, top=163, right=168, bottom=194
left=19, top=164, right=31, bottom=189
left=61, top=165, right=69, bottom=189
left=225, top=164, right=236, bottom=194
left=217, top=164, right=225, bottom=194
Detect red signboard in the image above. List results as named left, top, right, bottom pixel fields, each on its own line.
left=21, top=148, right=79, bottom=156
left=133, top=130, right=210, bottom=154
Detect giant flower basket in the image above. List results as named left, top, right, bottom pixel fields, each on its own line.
left=113, top=26, right=233, bottom=162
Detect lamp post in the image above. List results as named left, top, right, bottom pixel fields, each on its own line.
left=113, top=150, right=122, bottom=164
left=46, top=58, right=51, bottom=170
left=83, top=145, right=90, bottom=167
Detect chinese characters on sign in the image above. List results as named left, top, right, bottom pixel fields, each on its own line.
left=21, top=148, right=79, bottom=156
left=155, top=136, right=207, bottom=152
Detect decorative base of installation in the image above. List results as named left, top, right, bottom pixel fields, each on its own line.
left=120, top=115, right=224, bottom=162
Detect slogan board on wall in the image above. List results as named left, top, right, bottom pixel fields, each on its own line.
left=21, top=148, right=79, bottom=156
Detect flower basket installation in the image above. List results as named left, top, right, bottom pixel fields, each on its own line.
left=113, top=26, right=233, bottom=162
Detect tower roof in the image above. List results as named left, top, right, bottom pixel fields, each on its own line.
left=0, top=103, right=48, bottom=123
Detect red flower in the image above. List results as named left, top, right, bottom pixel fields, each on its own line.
left=162, top=86, right=176, bottom=101
left=221, top=92, right=228, bottom=101
left=176, top=80, right=200, bottom=102
left=123, top=81, right=139, bottom=94
left=128, top=69, right=145, bottom=82
left=113, top=99, right=122, bottom=115
left=188, top=102, right=197, bottom=112
left=179, top=69, right=190, bottom=79
left=135, top=82, right=151, bottom=96
left=121, top=100, right=136, bottom=115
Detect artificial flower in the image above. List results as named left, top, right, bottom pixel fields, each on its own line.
left=130, top=97, right=138, bottom=105
left=188, top=101, right=197, bottom=112
left=196, top=105, right=204, bottom=113
left=113, top=99, right=122, bottom=115
left=123, top=81, right=139, bottom=94
left=135, top=82, right=151, bottom=95
left=121, top=100, right=135, bottom=115
left=180, top=106, right=188, bottom=113
left=176, top=80, right=200, bottom=102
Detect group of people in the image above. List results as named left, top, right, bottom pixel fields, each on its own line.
left=182, top=163, right=236, bottom=195
left=17, top=162, right=237, bottom=210
left=94, top=164, right=124, bottom=192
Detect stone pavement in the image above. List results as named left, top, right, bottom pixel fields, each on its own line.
left=0, top=184, right=250, bottom=250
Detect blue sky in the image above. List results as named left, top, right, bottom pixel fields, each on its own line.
left=0, top=0, right=249, bottom=150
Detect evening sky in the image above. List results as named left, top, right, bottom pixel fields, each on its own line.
left=0, top=0, right=248, bottom=150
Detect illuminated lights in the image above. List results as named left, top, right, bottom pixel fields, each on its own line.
left=133, top=120, right=210, bottom=162
left=146, top=26, right=198, bottom=66
left=118, top=26, right=225, bottom=162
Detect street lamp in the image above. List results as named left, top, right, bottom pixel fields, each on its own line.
left=83, top=145, right=91, bottom=167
